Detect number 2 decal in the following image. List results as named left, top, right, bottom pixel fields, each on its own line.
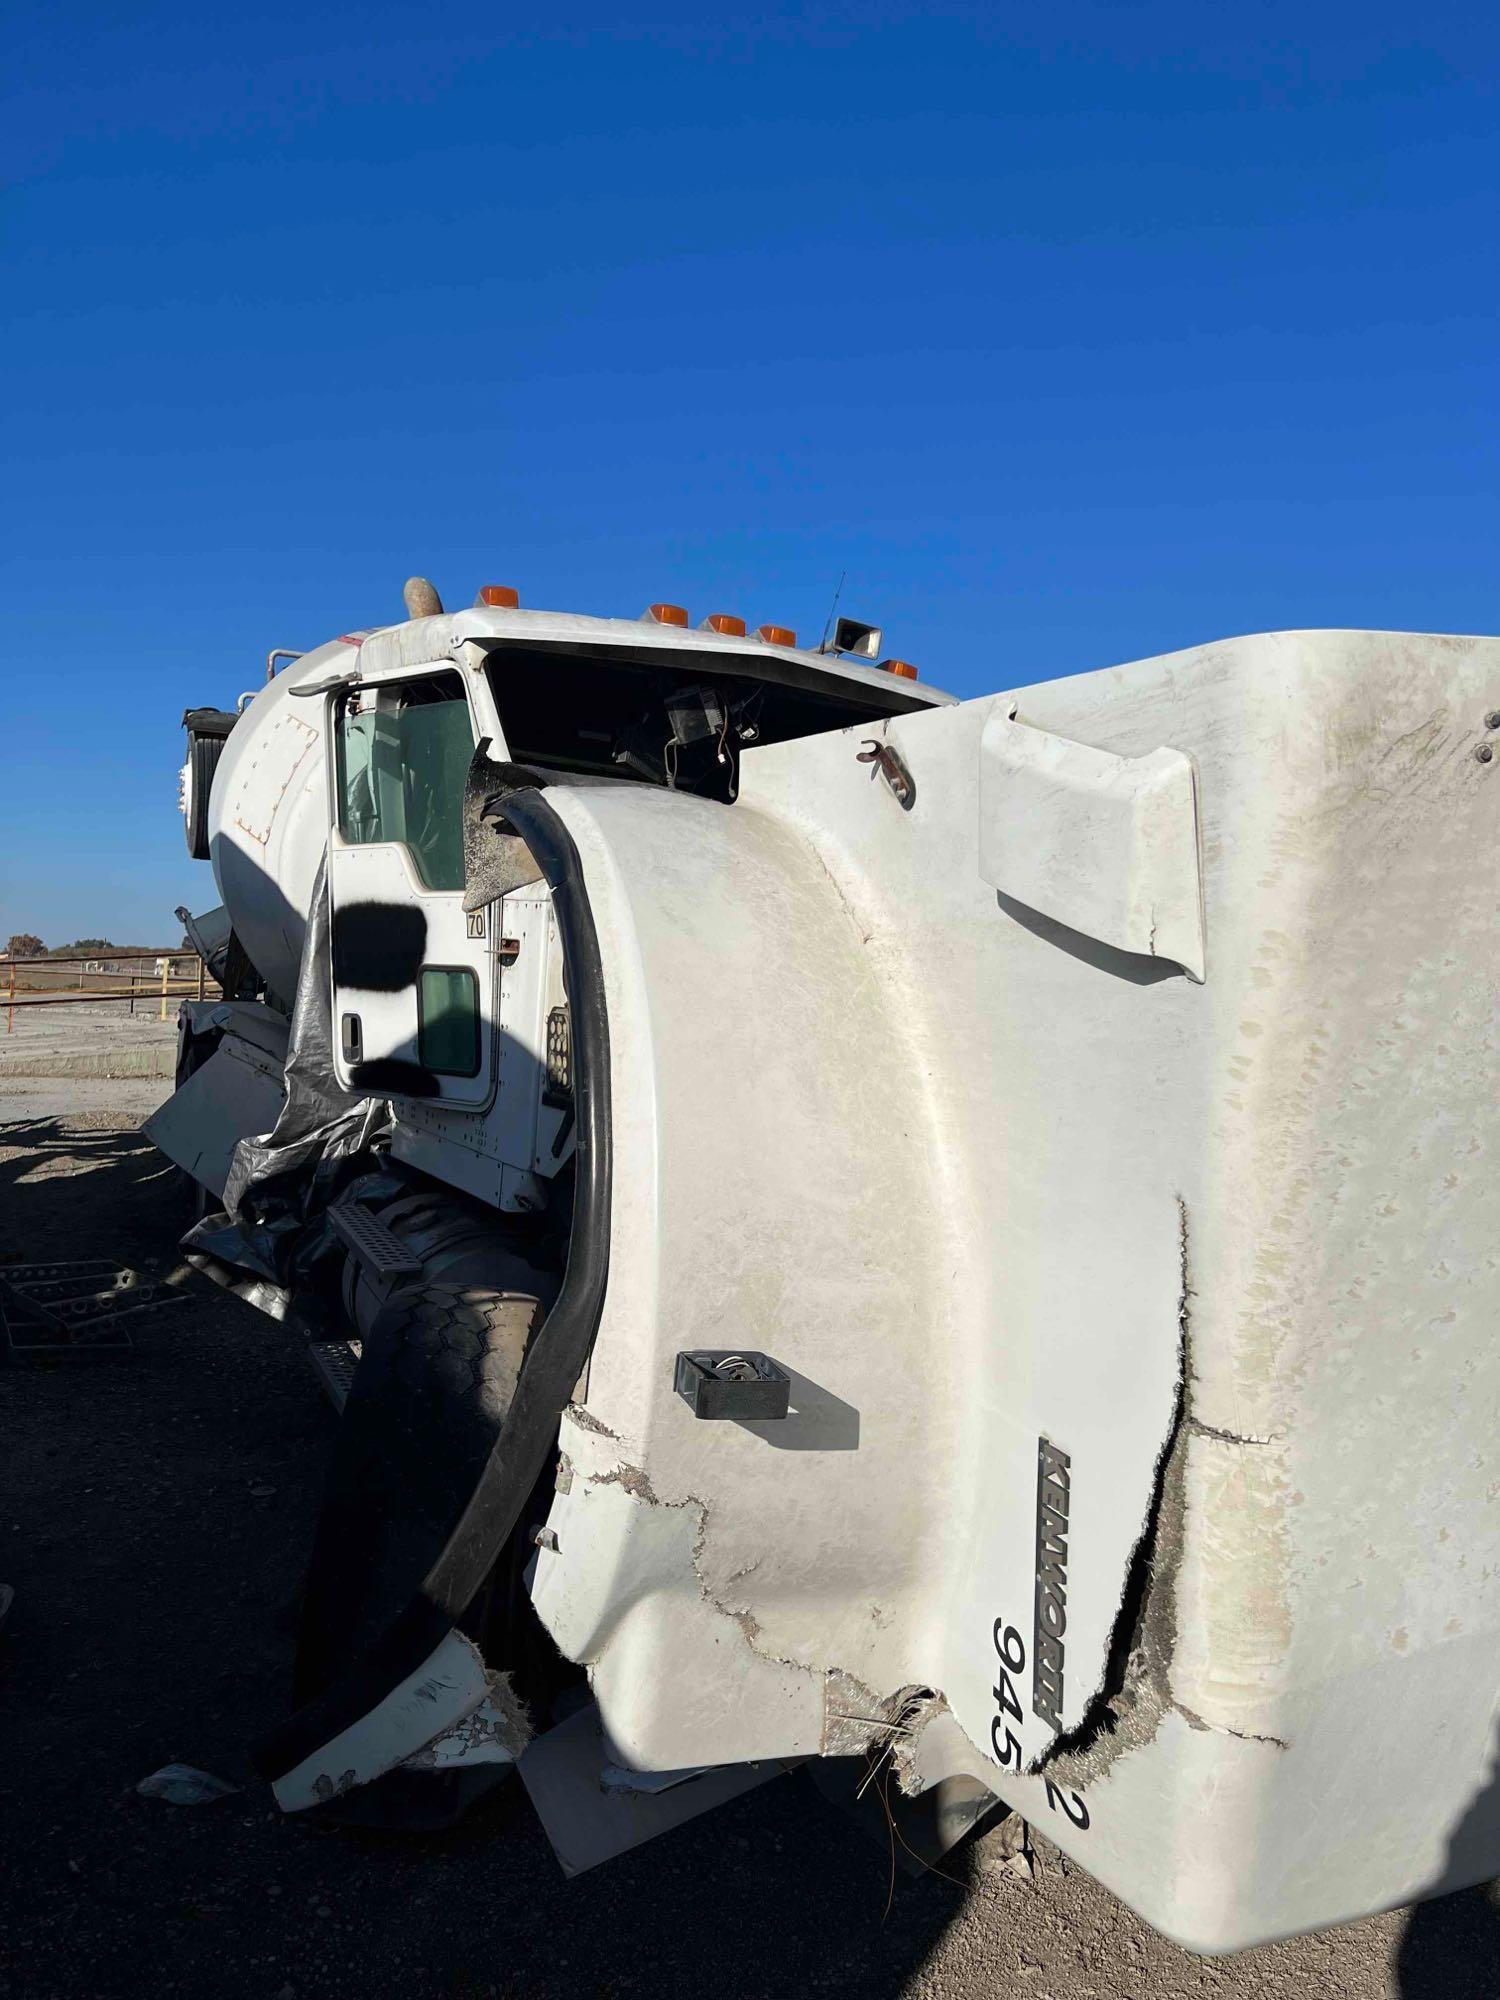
left=1044, top=1777, right=1090, bottom=1829
left=989, top=1614, right=1091, bottom=1829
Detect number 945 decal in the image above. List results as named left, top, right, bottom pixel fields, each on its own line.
left=991, top=1616, right=1091, bottom=1830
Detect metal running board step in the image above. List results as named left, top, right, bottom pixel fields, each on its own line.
left=328, top=1204, right=421, bottom=1280
left=0, top=1258, right=187, bottom=1360
left=4, top=1259, right=121, bottom=1284
left=307, top=1336, right=363, bottom=1413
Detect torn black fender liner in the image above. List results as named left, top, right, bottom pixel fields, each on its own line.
left=461, top=743, right=619, bottom=912
left=254, top=777, right=611, bottom=1786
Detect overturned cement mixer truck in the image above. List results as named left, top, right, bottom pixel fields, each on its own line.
left=149, top=577, right=1500, bottom=1952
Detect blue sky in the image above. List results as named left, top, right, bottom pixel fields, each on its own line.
left=4, top=2, right=1496, bottom=941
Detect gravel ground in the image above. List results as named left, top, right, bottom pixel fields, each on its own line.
left=0, top=1001, right=178, bottom=1080
left=2, top=1085, right=1497, bottom=1999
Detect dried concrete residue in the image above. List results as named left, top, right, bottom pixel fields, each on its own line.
left=1033, top=1197, right=1289, bottom=1792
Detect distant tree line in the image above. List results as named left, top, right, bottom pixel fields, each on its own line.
left=5, top=934, right=189, bottom=958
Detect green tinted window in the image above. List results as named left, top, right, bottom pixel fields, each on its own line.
left=418, top=967, right=481, bottom=1077
left=338, top=675, right=473, bottom=891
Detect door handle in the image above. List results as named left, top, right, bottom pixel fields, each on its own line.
left=341, top=1012, right=363, bottom=1064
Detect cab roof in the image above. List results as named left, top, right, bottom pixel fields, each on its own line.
left=348, top=605, right=956, bottom=713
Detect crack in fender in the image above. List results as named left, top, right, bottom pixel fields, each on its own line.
left=584, top=1463, right=911, bottom=1755
left=1033, top=1196, right=1291, bottom=1786
left=1030, top=1196, right=1192, bottom=1781
left=1186, top=1416, right=1280, bottom=1448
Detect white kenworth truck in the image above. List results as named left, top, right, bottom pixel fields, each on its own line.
left=150, top=579, right=1500, bottom=1953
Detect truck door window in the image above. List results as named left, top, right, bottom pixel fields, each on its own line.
left=417, top=966, right=481, bottom=1076
left=336, top=672, right=472, bottom=891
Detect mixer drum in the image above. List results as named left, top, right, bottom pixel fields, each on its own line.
left=206, top=640, right=349, bottom=1000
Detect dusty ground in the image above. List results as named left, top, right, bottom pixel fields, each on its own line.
left=0, top=1000, right=178, bottom=1080
left=2, top=1080, right=1497, bottom=1999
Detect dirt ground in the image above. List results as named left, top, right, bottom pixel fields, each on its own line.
left=0, top=1000, right=178, bottom=1080
left=2, top=1085, right=1498, bottom=2000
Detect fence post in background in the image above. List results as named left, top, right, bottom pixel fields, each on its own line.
left=6, top=956, right=14, bottom=1035
left=159, top=959, right=170, bottom=1022
left=197, top=955, right=206, bottom=1002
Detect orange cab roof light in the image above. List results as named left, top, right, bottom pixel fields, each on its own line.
left=879, top=657, right=920, bottom=680
left=645, top=602, right=689, bottom=627
left=756, top=623, right=797, bottom=648
left=476, top=584, right=520, bottom=608
left=702, top=612, right=746, bottom=636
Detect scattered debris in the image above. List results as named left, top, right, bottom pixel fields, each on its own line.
left=402, top=1671, right=531, bottom=1773
left=972, top=1810, right=1036, bottom=1883
left=519, top=1702, right=794, bottom=1877
left=0, top=1257, right=187, bottom=1361
left=135, top=1763, right=242, bottom=1806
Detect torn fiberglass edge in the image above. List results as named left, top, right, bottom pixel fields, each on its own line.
left=183, top=849, right=392, bottom=1289
left=1029, top=1198, right=1192, bottom=1787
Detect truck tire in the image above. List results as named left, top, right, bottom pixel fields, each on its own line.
left=181, top=730, right=221, bottom=859
left=292, top=1276, right=546, bottom=1707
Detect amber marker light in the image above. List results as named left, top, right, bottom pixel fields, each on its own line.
left=879, top=658, right=920, bottom=680
left=756, top=623, right=797, bottom=648
left=647, top=603, right=689, bottom=626
left=476, top=585, right=520, bottom=608
left=702, top=613, right=747, bottom=636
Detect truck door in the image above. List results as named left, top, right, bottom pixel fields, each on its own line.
left=327, top=665, right=494, bottom=1108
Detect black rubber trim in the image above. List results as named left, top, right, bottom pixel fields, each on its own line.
left=182, top=705, right=240, bottom=740
left=474, top=637, right=937, bottom=718
left=254, top=783, right=612, bottom=1782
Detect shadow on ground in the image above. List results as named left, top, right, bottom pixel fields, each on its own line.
left=5, top=1111, right=1500, bottom=2000
left=1395, top=1722, right=1500, bottom=1999
left=0, top=1116, right=970, bottom=2000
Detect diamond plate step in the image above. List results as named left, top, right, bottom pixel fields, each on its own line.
left=328, top=1203, right=421, bottom=1280
left=306, top=1336, right=363, bottom=1413
left=0, top=1258, right=186, bottom=1359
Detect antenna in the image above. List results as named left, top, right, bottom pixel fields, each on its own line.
left=819, top=571, right=846, bottom=654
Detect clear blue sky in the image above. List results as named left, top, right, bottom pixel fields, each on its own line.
left=4, top=2, right=1496, bottom=943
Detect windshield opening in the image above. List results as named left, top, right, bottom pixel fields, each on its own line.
left=484, top=644, right=925, bottom=800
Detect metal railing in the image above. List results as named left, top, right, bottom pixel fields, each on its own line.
left=3, top=952, right=221, bottom=1032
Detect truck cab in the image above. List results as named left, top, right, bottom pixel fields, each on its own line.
left=151, top=589, right=1500, bottom=1955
